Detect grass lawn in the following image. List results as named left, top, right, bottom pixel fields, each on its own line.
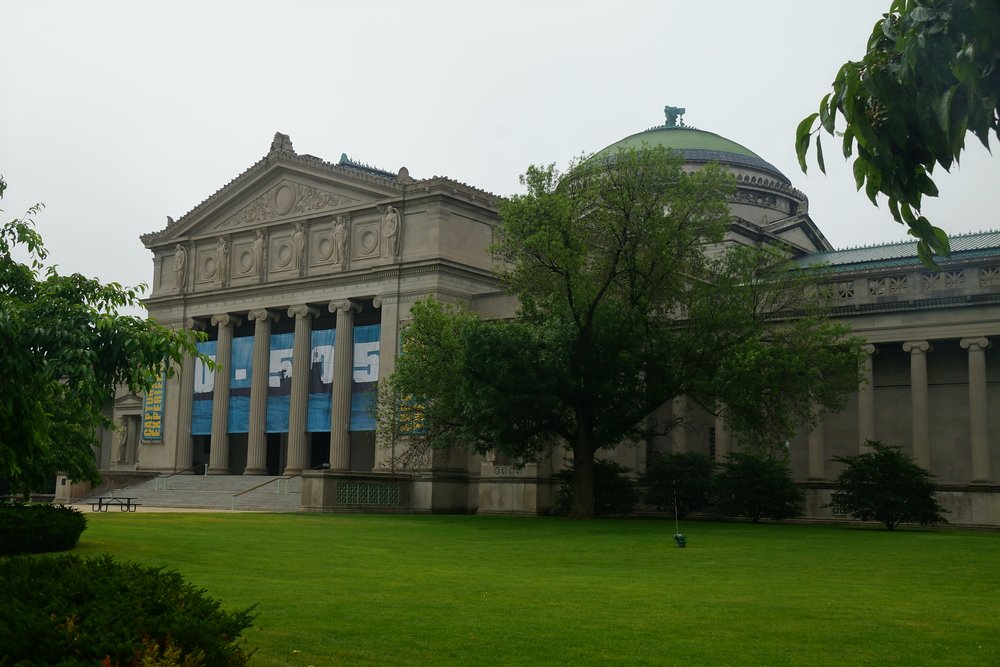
left=74, top=513, right=1000, bottom=666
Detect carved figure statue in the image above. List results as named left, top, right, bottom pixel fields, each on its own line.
left=116, top=416, right=129, bottom=463
left=216, top=237, right=230, bottom=285
left=292, top=223, right=306, bottom=270
left=382, top=205, right=401, bottom=257
left=252, top=230, right=266, bottom=277
left=664, top=105, right=686, bottom=128
left=173, top=245, right=187, bottom=291
left=332, top=216, right=349, bottom=264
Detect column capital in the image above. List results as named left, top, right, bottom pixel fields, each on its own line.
left=862, top=343, right=877, bottom=356
left=903, top=340, right=932, bottom=354
left=211, top=313, right=242, bottom=328
left=288, top=304, right=320, bottom=319
left=247, top=309, right=279, bottom=323
left=960, top=337, right=991, bottom=351
left=372, top=294, right=399, bottom=309
left=329, top=299, right=362, bottom=315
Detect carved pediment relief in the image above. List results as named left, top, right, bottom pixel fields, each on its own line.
left=216, top=180, right=361, bottom=230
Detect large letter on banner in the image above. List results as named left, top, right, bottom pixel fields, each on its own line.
left=141, top=372, right=166, bottom=441
left=306, top=328, right=335, bottom=432
left=266, top=332, right=294, bottom=433
left=350, top=324, right=380, bottom=431
left=227, top=335, right=253, bottom=433
left=191, top=340, right=216, bottom=435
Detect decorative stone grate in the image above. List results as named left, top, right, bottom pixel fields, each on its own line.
left=336, top=482, right=400, bottom=505
left=980, top=266, right=1000, bottom=288
left=829, top=493, right=849, bottom=517
left=921, top=270, right=965, bottom=291
left=868, top=275, right=907, bottom=296
left=492, top=465, right=524, bottom=477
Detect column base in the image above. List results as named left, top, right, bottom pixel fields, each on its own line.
left=243, top=468, right=268, bottom=475
left=208, top=467, right=230, bottom=475
left=283, top=467, right=303, bottom=476
left=970, top=478, right=993, bottom=485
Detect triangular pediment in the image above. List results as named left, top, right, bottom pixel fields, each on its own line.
left=209, top=176, right=363, bottom=233
left=143, top=147, right=403, bottom=247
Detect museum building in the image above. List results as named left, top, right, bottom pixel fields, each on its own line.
left=77, top=112, right=1000, bottom=526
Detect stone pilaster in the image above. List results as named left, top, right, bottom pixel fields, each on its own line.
left=714, top=411, right=731, bottom=462
left=961, top=337, right=991, bottom=483
left=245, top=309, right=278, bottom=475
left=807, top=405, right=825, bottom=480
left=373, top=295, right=398, bottom=471
left=858, top=343, right=877, bottom=452
left=329, top=299, right=361, bottom=471
left=903, top=340, right=932, bottom=467
left=175, top=349, right=196, bottom=471
left=285, top=305, right=319, bottom=475
left=671, top=396, right=687, bottom=454
left=209, top=314, right=240, bottom=474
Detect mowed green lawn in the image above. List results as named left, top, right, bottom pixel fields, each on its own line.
left=74, top=513, right=1000, bottom=666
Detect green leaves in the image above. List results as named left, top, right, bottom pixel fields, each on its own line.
left=797, top=0, right=1000, bottom=266
left=1, top=178, right=206, bottom=496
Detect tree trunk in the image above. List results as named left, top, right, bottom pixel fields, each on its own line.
left=569, top=427, right=596, bottom=520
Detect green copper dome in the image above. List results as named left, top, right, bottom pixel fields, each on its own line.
left=594, top=108, right=790, bottom=185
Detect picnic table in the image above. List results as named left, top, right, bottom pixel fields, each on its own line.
left=91, top=497, right=141, bottom=512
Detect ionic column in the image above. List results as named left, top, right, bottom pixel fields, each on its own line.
left=858, top=343, right=877, bottom=452
left=329, top=299, right=361, bottom=471
left=209, top=314, right=240, bottom=474
left=285, top=305, right=319, bottom=475
left=807, top=405, right=825, bottom=480
left=175, top=348, right=196, bottom=472
left=245, top=309, right=278, bottom=475
left=714, top=411, right=731, bottom=462
left=671, top=396, right=687, bottom=454
left=961, top=337, right=992, bottom=483
left=903, top=340, right=932, bottom=467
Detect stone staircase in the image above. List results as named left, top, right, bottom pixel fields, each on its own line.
left=83, top=474, right=303, bottom=512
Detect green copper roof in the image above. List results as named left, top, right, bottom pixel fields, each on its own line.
left=594, top=126, right=789, bottom=184
left=797, top=230, right=1000, bottom=272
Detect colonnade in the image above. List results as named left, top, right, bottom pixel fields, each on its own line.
left=805, top=337, right=993, bottom=483
left=172, top=296, right=398, bottom=476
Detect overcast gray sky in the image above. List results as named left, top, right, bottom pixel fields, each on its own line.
left=3, top=0, right=999, bottom=306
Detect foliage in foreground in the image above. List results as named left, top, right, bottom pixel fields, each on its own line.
left=832, top=439, right=948, bottom=530
left=552, top=459, right=638, bottom=516
left=0, top=554, right=255, bottom=666
left=714, top=451, right=804, bottom=522
left=0, top=503, right=87, bottom=555
left=797, top=0, right=1000, bottom=263
left=641, top=452, right=715, bottom=518
left=0, top=178, right=206, bottom=497
left=387, top=146, right=864, bottom=518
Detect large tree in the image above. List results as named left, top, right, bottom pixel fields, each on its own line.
left=0, top=178, right=204, bottom=497
left=796, top=0, right=1000, bottom=265
left=388, top=147, right=864, bottom=519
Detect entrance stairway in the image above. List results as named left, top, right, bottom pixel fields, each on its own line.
left=83, top=474, right=303, bottom=512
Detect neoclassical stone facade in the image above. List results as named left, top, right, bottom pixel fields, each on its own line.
left=90, top=116, right=1000, bottom=525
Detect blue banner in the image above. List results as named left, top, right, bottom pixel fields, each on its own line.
left=350, top=324, right=380, bottom=431
left=192, top=340, right=216, bottom=435
left=266, top=332, right=294, bottom=433
left=227, top=335, right=253, bottom=433
left=306, top=328, right=335, bottom=432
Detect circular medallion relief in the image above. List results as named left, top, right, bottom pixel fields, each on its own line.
left=317, top=237, right=334, bottom=261
left=203, top=256, right=217, bottom=278
left=276, top=242, right=292, bottom=268
left=360, top=230, right=378, bottom=255
left=239, top=250, right=253, bottom=272
left=273, top=185, right=295, bottom=216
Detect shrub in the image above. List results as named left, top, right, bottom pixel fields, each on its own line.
left=0, top=554, right=255, bottom=666
left=0, top=503, right=87, bottom=554
left=553, top=459, right=638, bottom=516
left=640, top=452, right=715, bottom=517
left=831, top=440, right=948, bottom=530
left=713, top=451, right=804, bottom=522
